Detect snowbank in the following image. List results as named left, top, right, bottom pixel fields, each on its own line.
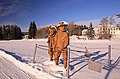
left=0, top=50, right=58, bottom=79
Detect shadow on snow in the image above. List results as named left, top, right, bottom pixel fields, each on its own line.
left=104, top=56, right=120, bottom=79
left=69, top=51, right=108, bottom=77
left=0, top=48, right=28, bottom=63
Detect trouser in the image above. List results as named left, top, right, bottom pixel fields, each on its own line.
left=54, top=50, right=68, bottom=68
left=48, top=50, right=53, bottom=61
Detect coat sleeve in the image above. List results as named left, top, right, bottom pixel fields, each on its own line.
left=47, top=36, right=51, bottom=48
left=63, top=32, right=69, bottom=49
left=47, top=36, right=50, bottom=43
left=52, top=32, right=58, bottom=50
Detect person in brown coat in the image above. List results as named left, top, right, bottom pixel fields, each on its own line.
left=53, top=21, right=69, bottom=69
left=47, top=25, right=56, bottom=61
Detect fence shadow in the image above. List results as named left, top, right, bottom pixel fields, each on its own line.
left=91, top=52, right=108, bottom=61
left=0, top=48, right=28, bottom=63
left=69, top=63, right=88, bottom=77
left=70, top=51, right=108, bottom=77
left=70, top=51, right=100, bottom=69
left=104, top=56, right=120, bottom=79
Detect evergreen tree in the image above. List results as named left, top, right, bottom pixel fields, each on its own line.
left=83, top=25, right=88, bottom=29
left=15, top=25, right=22, bottom=39
left=2, top=25, right=6, bottom=39
left=28, top=21, right=33, bottom=39
left=0, top=24, right=22, bottom=40
left=32, top=21, right=37, bottom=38
left=28, top=21, right=37, bottom=39
left=0, top=26, right=3, bottom=40
left=86, top=22, right=95, bottom=40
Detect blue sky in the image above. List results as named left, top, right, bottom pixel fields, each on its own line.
left=0, top=0, right=120, bottom=31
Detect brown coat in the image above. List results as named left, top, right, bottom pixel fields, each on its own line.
left=47, top=27, right=56, bottom=61
left=48, top=34, right=56, bottom=50
left=53, top=31, right=69, bottom=51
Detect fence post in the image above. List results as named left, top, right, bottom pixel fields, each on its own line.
left=33, top=44, right=37, bottom=63
left=108, top=45, right=111, bottom=66
left=85, top=47, right=89, bottom=54
left=67, top=46, right=70, bottom=79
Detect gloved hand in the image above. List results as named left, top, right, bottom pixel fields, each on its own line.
left=48, top=47, right=50, bottom=51
left=57, top=48, right=64, bottom=52
left=48, top=47, right=53, bottom=52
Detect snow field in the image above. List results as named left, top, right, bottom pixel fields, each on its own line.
left=0, top=39, right=120, bottom=79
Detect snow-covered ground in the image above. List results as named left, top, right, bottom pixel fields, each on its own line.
left=0, top=39, right=120, bottom=79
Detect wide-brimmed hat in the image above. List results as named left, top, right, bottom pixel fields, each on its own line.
left=49, top=25, right=57, bottom=29
left=57, top=21, right=68, bottom=27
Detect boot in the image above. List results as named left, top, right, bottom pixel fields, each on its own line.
left=50, top=53, right=53, bottom=61
left=50, top=59, right=53, bottom=61
left=55, top=58, right=59, bottom=65
left=63, top=58, right=67, bottom=69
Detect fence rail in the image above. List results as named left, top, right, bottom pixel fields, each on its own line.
left=70, top=45, right=107, bottom=49
left=112, top=48, right=120, bottom=50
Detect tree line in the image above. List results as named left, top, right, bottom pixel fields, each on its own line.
left=34, top=22, right=95, bottom=39
left=0, top=25, right=22, bottom=40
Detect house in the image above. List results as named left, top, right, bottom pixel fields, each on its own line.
left=94, top=25, right=120, bottom=36
left=82, top=29, right=88, bottom=36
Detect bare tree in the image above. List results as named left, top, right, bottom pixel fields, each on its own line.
left=99, top=16, right=115, bottom=39
left=109, top=16, right=115, bottom=26
left=67, top=21, right=75, bottom=36
left=116, top=14, right=120, bottom=24
left=100, top=17, right=109, bottom=27
left=35, top=27, right=49, bottom=39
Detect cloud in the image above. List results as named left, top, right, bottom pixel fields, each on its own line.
left=0, top=0, right=23, bottom=16
left=18, top=9, right=31, bottom=17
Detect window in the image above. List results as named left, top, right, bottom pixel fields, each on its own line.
left=116, top=28, right=118, bottom=30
